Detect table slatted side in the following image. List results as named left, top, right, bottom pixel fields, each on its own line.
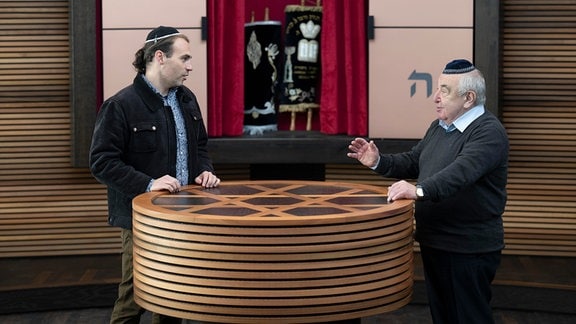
left=132, top=182, right=414, bottom=323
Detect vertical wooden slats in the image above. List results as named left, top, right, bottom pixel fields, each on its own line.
left=0, top=1, right=120, bottom=257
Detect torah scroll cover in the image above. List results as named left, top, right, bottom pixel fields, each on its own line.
left=244, top=20, right=282, bottom=135
left=279, top=5, right=322, bottom=114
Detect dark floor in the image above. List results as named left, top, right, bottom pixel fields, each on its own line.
left=1, top=253, right=575, bottom=323
left=1, top=304, right=576, bottom=324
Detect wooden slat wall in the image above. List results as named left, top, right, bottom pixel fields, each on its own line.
left=501, top=0, right=576, bottom=256
left=0, top=1, right=120, bottom=257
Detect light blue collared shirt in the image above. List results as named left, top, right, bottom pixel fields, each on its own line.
left=439, top=104, right=485, bottom=133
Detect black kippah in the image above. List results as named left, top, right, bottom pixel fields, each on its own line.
left=443, top=59, right=475, bottom=74
left=145, top=26, right=181, bottom=44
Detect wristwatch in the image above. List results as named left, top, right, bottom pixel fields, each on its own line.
left=415, top=185, right=425, bottom=200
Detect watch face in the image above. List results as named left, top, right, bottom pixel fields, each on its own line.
left=416, top=187, right=424, bottom=197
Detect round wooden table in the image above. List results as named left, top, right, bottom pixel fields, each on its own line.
left=132, top=180, right=414, bottom=323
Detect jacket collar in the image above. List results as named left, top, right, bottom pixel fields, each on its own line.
left=132, top=74, right=192, bottom=111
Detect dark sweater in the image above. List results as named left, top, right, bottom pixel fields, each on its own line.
left=375, top=111, right=509, bottom=253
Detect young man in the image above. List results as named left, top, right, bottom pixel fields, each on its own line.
left=348, top=59, right=509, bottom=324
left=90, top=26, right=220, bottom=324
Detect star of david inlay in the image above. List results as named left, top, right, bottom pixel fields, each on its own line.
left=149, top=181, right=391, bottom=219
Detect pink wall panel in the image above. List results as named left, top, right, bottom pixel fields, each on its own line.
left=102, top=0, right=205, bottom=28
left=368, top=0, right=474, bottom=138
left=369, top=29, right=473, bottom=138
left=370, top=0, right=473, bottom=27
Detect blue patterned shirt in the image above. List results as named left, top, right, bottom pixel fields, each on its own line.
left=143, top=76, right=189, bottom=188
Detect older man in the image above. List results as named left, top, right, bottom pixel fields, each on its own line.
left=348, top=59, right=509, bottom=324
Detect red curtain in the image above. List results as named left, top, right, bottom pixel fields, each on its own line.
left=320, top=0, right=368, bottom=136
left=207, top=0, right=367, bottom=136
left=207, top=0, right=245, bottom=136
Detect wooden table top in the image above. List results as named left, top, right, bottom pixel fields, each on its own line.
left=133, top=180, right=411, bottom=225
